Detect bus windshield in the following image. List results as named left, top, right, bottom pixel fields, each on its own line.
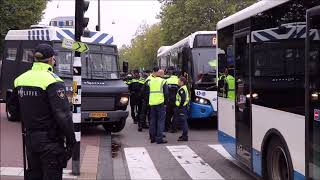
left=192, top=48, right=216, bottom=84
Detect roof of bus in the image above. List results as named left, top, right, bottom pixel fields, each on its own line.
left=157, top=31, right=216, bottom=57
left=217, top=0, right=290, bottom=30
left=5, top=26, right=114, bottom=45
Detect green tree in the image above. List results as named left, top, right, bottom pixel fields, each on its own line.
left=0, top=0, right=47, bottom=57
left=119, top=23, right=162, bottom=70
left=159, top=0, right=256, bottom=45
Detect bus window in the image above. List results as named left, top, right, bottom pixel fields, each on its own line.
left=6, top=48, right=17, bottom=61
left=22, top=49, right=34, bottom=63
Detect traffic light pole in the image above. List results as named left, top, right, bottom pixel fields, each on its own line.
left=72, top=0, right=84, bottom=175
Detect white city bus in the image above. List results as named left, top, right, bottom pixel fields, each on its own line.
left=217, top=0, right=320, bottom=180
left=157, top=31, right=218, bottom=120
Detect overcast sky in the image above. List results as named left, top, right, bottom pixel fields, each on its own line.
left=41, top=0, right=161, bottom=47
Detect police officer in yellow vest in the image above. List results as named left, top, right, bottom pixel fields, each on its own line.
left=146, top=66, right=168, bottom=144
left=7, top=44, right=76, bottom=180
left=224, top=68, right=235, bottom=100
left=174, top=76, right=190, bottom=141
left=164, top=66, right=179, bottom=132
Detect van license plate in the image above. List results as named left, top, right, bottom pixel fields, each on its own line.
left=89, top=112, right=107, bottom=118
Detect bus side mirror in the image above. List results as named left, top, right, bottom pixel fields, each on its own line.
left=123, top=61, right=128, bottom=73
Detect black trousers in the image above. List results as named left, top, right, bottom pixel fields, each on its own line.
left=25, top=134, right=66, bottom=180
left=130, top=95, right=139, bottom=122
left=165, top=102, right=175, bottom=130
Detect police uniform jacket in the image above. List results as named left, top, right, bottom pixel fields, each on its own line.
left=8, top=62, right=76, bottom=146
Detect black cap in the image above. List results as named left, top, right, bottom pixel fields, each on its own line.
left=34, top=44, right=57, bottom=62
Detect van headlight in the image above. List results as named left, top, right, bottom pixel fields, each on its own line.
left=195, top=97, right=210, bottom=105
left=120, top=96, right=129, bottom=105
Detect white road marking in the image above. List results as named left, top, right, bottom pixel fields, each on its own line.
left=0, top=167, right=77, bottom=179
left=124, top=147, right=162, bottom=180
left=167, top=145, right=224, bottom=180
left=208, top=144, right=235, bottom=161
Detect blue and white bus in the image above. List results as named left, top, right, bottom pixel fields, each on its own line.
left=157, top=31, right=217, bottom=120
left=217, top=0, right=320, bottom=179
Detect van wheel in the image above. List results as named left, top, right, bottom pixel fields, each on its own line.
left=103, top=118, right=126, bottom=133
left=6, top=103, right=18, bottom=122
left=266, top=138, right=293, bottom=180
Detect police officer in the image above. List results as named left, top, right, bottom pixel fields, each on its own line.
left=164, top=67, right=179, bottom=132
left=7, top=44, right=76, bottom=180
left=146, top=66, right=168, bottom=144
left=224, top=68, right=235, bottom=100
left=174, top=76, right=190, bottom=141
left=127, top=70, right=142, bottom=124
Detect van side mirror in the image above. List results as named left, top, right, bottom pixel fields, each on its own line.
left=123, top=61, right=128, bottom=73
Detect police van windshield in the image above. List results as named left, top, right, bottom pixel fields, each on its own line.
left=54, top=43, right=119, bottom=80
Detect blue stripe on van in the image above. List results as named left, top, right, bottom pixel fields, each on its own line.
left=28, top=31, right=31, bottom=40
left=56, top=32, right=64, bottom=41
left=41, top=30, right=44, bottom=40
left=89, top=32, right=97, bottom=38
left=46, top=30, right=49, bottom=41
left=105, top=36, right=113, bottom=45
left=62, top=29, right=75, bottom=40
left=36, top=30, right=40, bottom=40
left=93, top=33, right=108, bottom=44
left=32, top=30, right=35, bottom=40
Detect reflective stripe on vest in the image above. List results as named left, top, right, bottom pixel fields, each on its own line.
left=175, top=85, right=190, bottom=106
left=14, top=62, right=63, bottom=90
left=148, top=77, right=165, bottom=106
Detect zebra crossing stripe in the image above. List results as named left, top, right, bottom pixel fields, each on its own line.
left=167, top=145, right=224, bottom=180
left=124, top=147, right=162, bottom=180
left=208, top=145, right=235, bottom=161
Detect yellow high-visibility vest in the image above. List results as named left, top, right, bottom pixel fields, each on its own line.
left=148, top=77, right=165, bottom=106
left=175, top=85, right=190, bottom=106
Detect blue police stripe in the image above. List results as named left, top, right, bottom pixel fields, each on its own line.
left=56, top=32, right=64, bottom=41
left=28, top=31, right=31, bottom=40
left=258, top=31, right=277, bottom=41
left=105, top=36, right=113, bottom=45
left=89, top=32, right=97, bottom=38
left=296, top=27, right=306, bottom=39
left=32, top=30, right=35, bottom=40
left=253, top=34, right=262, bottom=42
left=288, top=28, right=297, bottom=39
left=41, top=30, right=44, bottom=40
left=93, top=33, right=108, bottom=44
left=46, top=30, right=50, bottom=41
left=62, top=29, right=75, bottom=40
left=37, top=30, right=40, bottom=40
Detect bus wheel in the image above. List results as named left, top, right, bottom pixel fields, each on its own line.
left=5, top=103, right=18, bottom=122
left=266, top=138, right=293, bottom=180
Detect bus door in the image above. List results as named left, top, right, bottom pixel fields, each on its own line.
left=306, top=6, right=320, bottom=180
left=234, top=32, right=252, bottom=167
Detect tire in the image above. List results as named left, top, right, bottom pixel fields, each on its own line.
left=103, top=118, right=126, bottom=133
left=6, top=102, right=18, bottom=122
left=266, top=138, right=293, bottom=180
